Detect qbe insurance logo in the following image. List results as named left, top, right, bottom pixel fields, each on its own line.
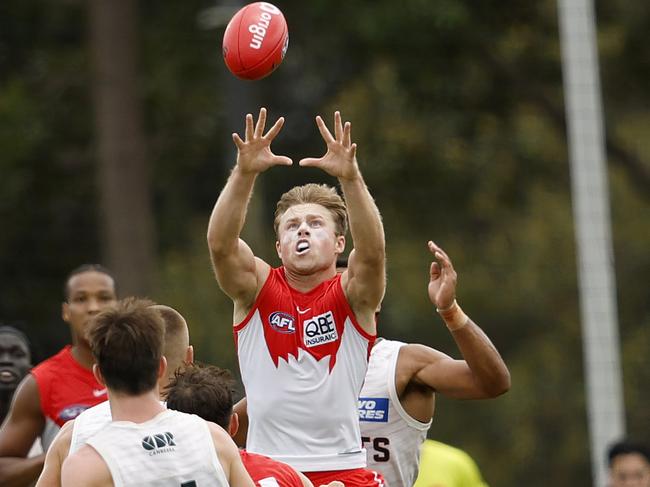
left=358, top=398, right=389, bottom=422
left=303, top=311, right=338, bottom=348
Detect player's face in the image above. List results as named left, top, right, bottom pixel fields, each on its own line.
left=610, top=453, right=650, bottom=487
left=62, top=271, right=117, bottom=342
left=276, top=203, right=345, bottom=274
left=0, top=333, right=31, bottom=393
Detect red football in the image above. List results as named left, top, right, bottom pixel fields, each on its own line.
left=222, top=2, right=289, bottom=81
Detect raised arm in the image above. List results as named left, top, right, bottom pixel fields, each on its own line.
left=207, top=108, right=292, bottom=320
left=299, top=112, right=385, bottom=332
left=0, top=375, right=46, bottom=487
left=400, top=241, right=510, bottom=400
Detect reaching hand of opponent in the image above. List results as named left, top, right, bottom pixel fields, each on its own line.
left=232, top=107, right=292, bottom=175
left=299, top=111, right=360, bottom=181
left=427, top=241, right=458, bottom=311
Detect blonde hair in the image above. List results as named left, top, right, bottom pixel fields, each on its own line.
left=274, top=184, right=348, bottom=237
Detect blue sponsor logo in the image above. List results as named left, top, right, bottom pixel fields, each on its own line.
left=59, top=405, right=89, bottom=422
left=358, top=397, right=389, bottom=422
left=269, top=311, right=296, bottom=334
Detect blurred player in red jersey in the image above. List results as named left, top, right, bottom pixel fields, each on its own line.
left=0, top=264, right=117, bottom=485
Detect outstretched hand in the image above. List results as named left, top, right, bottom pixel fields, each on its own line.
left=427, top=241, right=458, bottom=310
left=299, top=111, right=360, bottom=181
left=232, top=107, right=292, bottom=174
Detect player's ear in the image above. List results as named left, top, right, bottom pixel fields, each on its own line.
left=335, top=235, right=345, bottom=254
left=158, top=356, right=167, bottom=380
left=185, top=345, right=194, bottom=364
left=276, top=240, right=282, bottom=259
left=92, top=364, right=106, bottom=386
left=62, top=302, right=70, bottom=323
left=229, top=412, right=239, bottom=437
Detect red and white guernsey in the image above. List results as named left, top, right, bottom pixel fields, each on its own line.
left=235, top=267, right=375, bottom=472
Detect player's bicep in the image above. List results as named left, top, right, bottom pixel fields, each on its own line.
left=61, top=448, right=106, bottom=487
left=210, top=239, right=268, bottom=303
left=0, top=375, right=45, bottom=456
left=344, top=249, right=386, bottom=313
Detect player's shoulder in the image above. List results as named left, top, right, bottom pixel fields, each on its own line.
left=62, top=443, right=108, bottom=486
left=10, top=373, right=42, bottom=413
left=32, top=346, right=71, bottom=373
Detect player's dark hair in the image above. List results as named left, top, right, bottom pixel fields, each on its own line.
left=607, top=440, right=650, bottom=466
left=0, top=325, right=30, bottom=348
left=165, top=362, right=236, bottom=430
left=87, top=298, right=163, bottom=395
left=64, top=264, right=115, bottom=301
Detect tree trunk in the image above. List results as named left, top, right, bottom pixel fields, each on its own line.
left=88, top=0, right=154, bottom=296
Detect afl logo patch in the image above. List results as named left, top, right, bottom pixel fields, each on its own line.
left=58, top=405, right=88, bottom=422
left=269, top=311, right=296, bottom=334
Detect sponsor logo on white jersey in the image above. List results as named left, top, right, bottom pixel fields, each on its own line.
left=358, top=397, right=389, bottom=422
left=141, top=432, right=176, bottom=456
left=303, top=311, right=338, bottom=347
left=269, top=311, right=296, bottom=334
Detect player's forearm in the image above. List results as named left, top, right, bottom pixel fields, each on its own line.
left=339, top=174, right=385, bottom=263
left=449, top=318, right=511, bottom=397
left=0, top=455, right=45, bottom=487
left=207, top=166, right=258, bottom=257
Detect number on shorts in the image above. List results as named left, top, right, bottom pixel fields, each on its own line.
left=181, top=482, right=197, bottom=487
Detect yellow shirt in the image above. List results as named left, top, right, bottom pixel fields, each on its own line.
left=413, top=440, right=489, bottom=487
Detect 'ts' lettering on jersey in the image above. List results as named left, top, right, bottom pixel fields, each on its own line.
left=235, top=267, right=375, bottom=472
left=86, top=409, right=229, bottom=487
left=31, top=345, right=108, bottom=449
left=359, top=339, right=432, bottom=487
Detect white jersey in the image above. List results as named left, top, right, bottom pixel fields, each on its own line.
left=86, top=409, right=229, bottom=487
left=359, top=339, right=431, bottom=487
left=236, top=268, right=375, bottom=472
left=70, top=400, right=112, bottom=454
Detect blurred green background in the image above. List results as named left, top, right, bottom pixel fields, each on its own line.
left=1, top=1, right=648, bottom=485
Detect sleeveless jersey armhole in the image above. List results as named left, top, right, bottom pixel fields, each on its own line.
left=387, top=345, right=433, bottom=431
left=233, top=269, right=276, bottom=333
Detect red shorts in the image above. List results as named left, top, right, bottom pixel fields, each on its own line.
left=304, top=468, right=385, bottom=487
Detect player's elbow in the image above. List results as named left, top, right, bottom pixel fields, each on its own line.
left=207, top=232, right=236, bottom=261
left=485, top=369, right=511, bottom=397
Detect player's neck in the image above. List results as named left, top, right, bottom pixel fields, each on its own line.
left=69, top=340, right=95, bottom=369
left=108, top=389, right=165, bottom=423
left=283, top=266, right=336, bottom=293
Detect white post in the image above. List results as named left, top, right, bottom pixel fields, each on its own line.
left=557, top=0, right=626, bottom=485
